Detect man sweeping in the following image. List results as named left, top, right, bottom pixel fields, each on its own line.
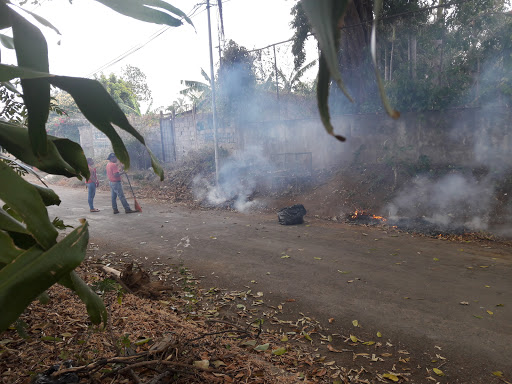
left=106, top=153, right=137, bottom=214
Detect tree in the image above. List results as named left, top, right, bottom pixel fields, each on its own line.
left=217, top=39, right=256, bottom=119
left=179, top=68, right=212, bottom=112
left=291, top=0, right=374, bottom=111
left=0, top=0, right=192, bottom=333
left=96, top=73, right=141, bottom=116
left=122, top=65, right=153, bottom=112
left=276, top=59, right=317, bottom=95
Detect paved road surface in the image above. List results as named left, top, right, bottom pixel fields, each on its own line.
left=48, top=185, right=512, bottom=382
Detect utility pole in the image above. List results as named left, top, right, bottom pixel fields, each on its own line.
left=273, top=44, right=280, bottom=118
left=207, top=0, right=220, bottom=185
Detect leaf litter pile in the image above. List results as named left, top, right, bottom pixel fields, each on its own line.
left=0, top=245, right=477, bottom=384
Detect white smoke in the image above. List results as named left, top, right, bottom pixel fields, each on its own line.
left=193, top=145, right=272, bottom=213
left=387, top=173, right=494, bottom=231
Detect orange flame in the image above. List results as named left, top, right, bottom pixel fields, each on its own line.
left=351, top=210, right=387, bottom=222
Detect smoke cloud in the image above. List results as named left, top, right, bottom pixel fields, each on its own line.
left=192, top=145, right=273, bottom=213
left=386, top=174, right=495, bottom=231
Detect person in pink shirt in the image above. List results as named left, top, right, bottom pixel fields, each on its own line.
left=106, top=153, right=136, bottom=214
left=86, top=158, right=100, bottom=212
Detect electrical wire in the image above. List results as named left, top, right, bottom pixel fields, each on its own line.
left=85, top=3, right=208, bottom=78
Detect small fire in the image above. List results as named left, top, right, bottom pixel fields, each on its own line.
left=350, top=210, right=387, bottom=222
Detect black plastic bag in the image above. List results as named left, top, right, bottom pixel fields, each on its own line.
left=33, top=361, right=79, bottom=384
left=277, top=204, right=307, bottom=225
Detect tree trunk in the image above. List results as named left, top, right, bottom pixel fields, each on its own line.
left=411, top=35, right=417, bottom=80
left=475, top=55, right=480, bottom=104
left=337, top=0, right=373, bottom=103
left=408, top=34, right=411, bottom=78
left=438, top=38, right=444, bottom=86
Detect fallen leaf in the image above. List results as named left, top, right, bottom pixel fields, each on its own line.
left=433, top=368, right=445, bottom=376
left=193, top=360, right=210, bottom=369
left=327, top=344, right=344, bottom=353
left=381, top=353, right=393, bottom=357
left=492, top=371, right=504, bottom=377
left=314, top=257, right=322, bottom=260
left=433, top=258, right=439, bottom=261
left=134, top=338, right=152, bottom=346
left=352, top=320, right=359, bottom=327
left=487, top=310, right=494, bottom=315
left=281, top=255, right=290, bottom=259
left=496, top=304, right=504, bottom=307
left=382, top=373, right=399, bottom=382
left=363, top=341, right=375, bottom=345
left=272, top=347, right=287, bottom=355
left=328, top=318, right=334, bottom=323
left=212, top=360, right=226, bottom=368
left=303, top=331, right=313, bottom=342
left=254, top=343, right=270, bottom=351
left=281, top=335, right=288, bottom=342
left=473, top=315, right=483, bottom=319
left=349, top=335, right=358, bottom=343
left=377, top=331, right=382, bottom=338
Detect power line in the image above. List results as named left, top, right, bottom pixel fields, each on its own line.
left=85, top=3, right=207, bottom=78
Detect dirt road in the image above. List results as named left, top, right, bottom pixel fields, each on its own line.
left=48, top=185, right=512, bottom=383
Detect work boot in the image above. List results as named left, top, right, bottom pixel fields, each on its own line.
left=125, top=208, right=136, bottom=214
left=113, top=209, right=119, bottom=214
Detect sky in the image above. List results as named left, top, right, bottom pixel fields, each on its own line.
left=4, top=0, right=318, bottom=111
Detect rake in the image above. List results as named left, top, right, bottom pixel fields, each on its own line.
left=124, top=173, right=142, bottom=212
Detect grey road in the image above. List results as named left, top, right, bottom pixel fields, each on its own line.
left=48, top=184, right=512, bottom=383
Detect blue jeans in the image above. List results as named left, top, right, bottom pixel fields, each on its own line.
left=109, top=181, right=130, bottom=211
left=87, top=182, right=96, bottom=210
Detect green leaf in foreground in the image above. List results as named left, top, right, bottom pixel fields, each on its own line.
left=0, top=221, right=89, bottom=332
left=0, top=161, right=58, bottom=249
left=60, top=271, right=108, bottom=327
left=94, top=0, right=193, bottom=27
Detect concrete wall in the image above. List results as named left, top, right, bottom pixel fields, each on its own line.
left=165, top=112, right=237, bottom=162
left=162, top=106, right=512, bottom=171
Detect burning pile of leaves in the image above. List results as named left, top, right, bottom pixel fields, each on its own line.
left=345, top=210, right=387, bottom=226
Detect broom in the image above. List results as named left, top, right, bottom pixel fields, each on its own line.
left=124, top=173, right=143, bottom=212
